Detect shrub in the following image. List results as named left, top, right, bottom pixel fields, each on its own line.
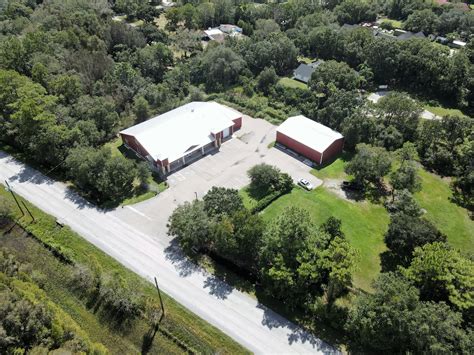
left=250, top=190, right=284, bottom=213
left=247, top=163, right=281, bottom=194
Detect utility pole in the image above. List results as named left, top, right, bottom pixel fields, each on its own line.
left=4, top=180, right=24, bottom=217
left=154, top=276, right=165, bottom=321
left=21, top=201, right=35, bottom=222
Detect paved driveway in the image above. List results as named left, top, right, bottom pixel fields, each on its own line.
left=0, top=151, right=337, bottom=355
left=113, top=115, right=322, bottom=235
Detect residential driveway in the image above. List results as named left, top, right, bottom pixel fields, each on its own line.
left=112, top=115, right=322, bottom=235
left=367, top=91, right=441, bottom=120
left=0, top=151, right=338, bottom=355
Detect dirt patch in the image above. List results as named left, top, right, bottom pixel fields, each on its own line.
left=323, top=179, right=364, bottom=202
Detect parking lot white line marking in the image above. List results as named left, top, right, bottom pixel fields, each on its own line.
left=174, top=172, right=186, bottom=181
left=125, top=206, right=153, bottom=221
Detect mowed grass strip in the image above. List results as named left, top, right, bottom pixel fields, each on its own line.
left=261, top=187, right=389, bottom=292
left=424, top=104, right=467, bottom=117
left=0, top=185, right=249, bottom=354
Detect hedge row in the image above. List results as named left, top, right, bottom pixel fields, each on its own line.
left=250, top=190, right=287, bottom=214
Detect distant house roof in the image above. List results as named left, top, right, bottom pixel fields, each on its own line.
left=451, top=40, right=467, bottom=48
left=203, top=28, right=226, bottom=42
left=436, top=36, right=449, bottom=44
left=397, top=31, right=426, bottom=40
left=341, top=23, right=361, bottom=30
left=120, top=102, right=241, bottom=162
left=374, top=31, right=397, bottom=40
left=276, top=115, right=343, bottom=153
left=203, top=25, right=243, bottom=42
left=219, top=24, right=242, bottom=34
left=293, top=61, right=323, bottom=83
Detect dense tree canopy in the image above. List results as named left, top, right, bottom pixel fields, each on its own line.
left=346, top=272, right=472, bottom=353
left=345, top=144, right=392, bottom=188
left=384, top=213, right=446, bottom=267
left=404, top=242, right=474, bottom=314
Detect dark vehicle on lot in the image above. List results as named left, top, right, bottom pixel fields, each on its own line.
left=342, top=180, right=363, bottom=191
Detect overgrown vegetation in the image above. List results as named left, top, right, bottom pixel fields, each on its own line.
left=0, top=191, right=247, bottom=354
left=1, top=0, right=473, bottom=352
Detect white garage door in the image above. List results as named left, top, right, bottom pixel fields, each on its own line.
left=222, top=127, right=230, bottom=138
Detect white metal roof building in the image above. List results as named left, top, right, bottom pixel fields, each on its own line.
left=276, top=115, right=344, bottom=165
left=120, top=102, right=242, bottom=174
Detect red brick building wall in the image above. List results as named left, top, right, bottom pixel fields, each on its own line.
left=323, top=138, right=344, bottom=163
left=120, top=134, right=150, bottom=158
left=232, top=117, right=242, bottom=130
left=276, top=132, right=344, bottom=165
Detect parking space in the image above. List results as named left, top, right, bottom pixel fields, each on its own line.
left=111, top=115, right=322, bottom=236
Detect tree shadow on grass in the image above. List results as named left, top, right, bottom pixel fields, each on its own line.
left=365, top=183, right=390, bottom=204
left=313, top=151, right=354, bottom=173
left=246, top=185, right=270, bottom=201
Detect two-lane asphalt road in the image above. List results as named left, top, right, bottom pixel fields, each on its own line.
left=0, top=151, right=338, bottom=354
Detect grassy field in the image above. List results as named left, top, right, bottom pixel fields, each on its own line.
left=424, top=104, right=467, bottom=117
left=0, top=186, right=248, bottom=354
left=261, top=187, right=389, bottom=292
left=278, top=77, right=308, bottom=90
left=262, top=153, right=474, bottom=290
left=414, top=169, right=474, bottom=253
left=311, top=152, right=353, bottom=180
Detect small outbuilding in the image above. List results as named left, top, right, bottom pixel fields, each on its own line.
left=276, top=115, right=344, bottom=165
left=120, top=102, right=242, bottom=174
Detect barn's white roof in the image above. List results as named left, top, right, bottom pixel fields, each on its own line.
left=277, top=115, right=343, bottom=153
left=120, top=102, right=241, bottom=162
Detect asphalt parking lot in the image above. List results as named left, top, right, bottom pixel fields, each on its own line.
left=111, top=115, right=322, bottom=236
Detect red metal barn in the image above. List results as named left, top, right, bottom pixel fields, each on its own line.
left=276, top=115, right=344, bottom=165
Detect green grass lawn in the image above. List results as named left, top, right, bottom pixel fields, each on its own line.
left=263, top=154, right=474, bottom=291
left=424, top=105, right=467, bottom=117
left=261, top=187, right=389, bottom=292
left=311, top=152, right=353, bottom=180
left=0, top=185, right=248, bottom=354
left=381, top=18, right=403, bottom=28
left=239, top=187, right=258, bottom=211
left=414, top=169, right=474, bottom=254
left=278, top=77, right=308, bottom=90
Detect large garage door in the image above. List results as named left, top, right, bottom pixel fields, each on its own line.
left=222, top=127, right=230, bottom=138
